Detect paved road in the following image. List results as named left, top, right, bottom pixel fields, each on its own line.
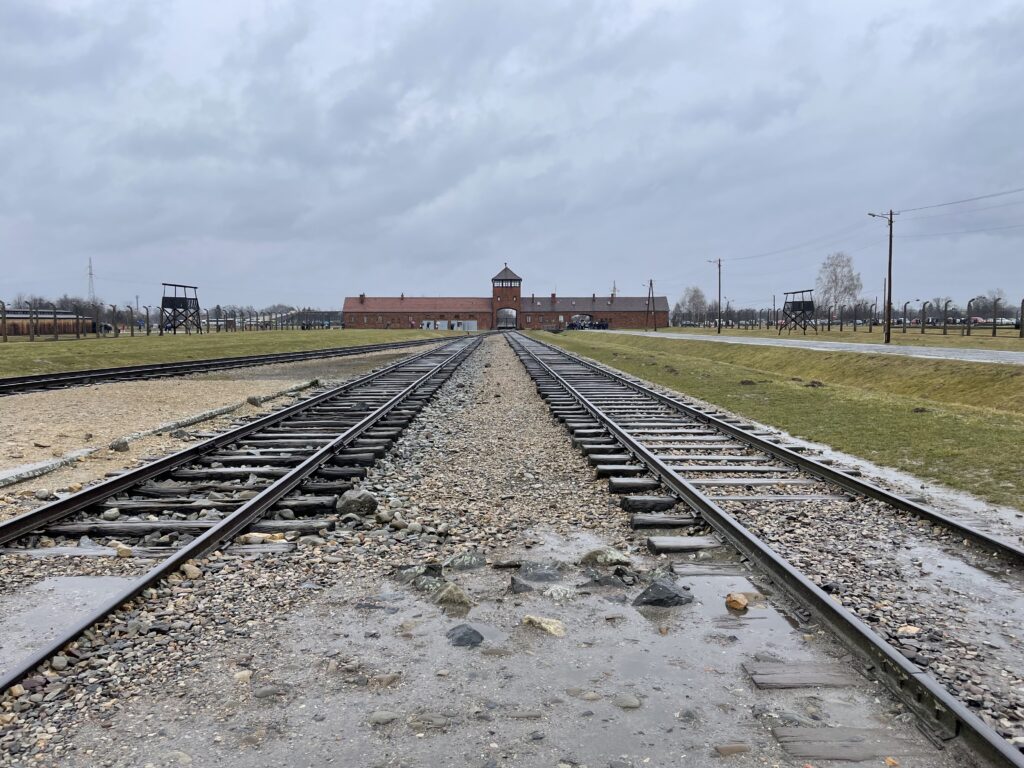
left=597, top=330, right=1024, bottom=365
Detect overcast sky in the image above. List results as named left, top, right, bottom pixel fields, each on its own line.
left=2, top=0, right=1022, bottom=310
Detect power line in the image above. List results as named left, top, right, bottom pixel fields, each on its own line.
left=727, top=221, right=871, bottom=262
left=897, top=185, right=1024, bottom=214
left=897, top=222, right=1024, bottom=238
left=900, top=198, right=1024, bottom=221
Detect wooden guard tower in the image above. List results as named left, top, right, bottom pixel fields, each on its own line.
left=160, top=283, right=203, bottom=335
left=779, top=289, right=817, bottom=335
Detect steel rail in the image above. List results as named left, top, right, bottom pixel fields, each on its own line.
left=0, top=336, right=450, bottom=396
left=520, top=333, right=1024, bottom=565
left=509, top=332, right=1024, bottom=768
left=0, top=336, right=479, bottom=695
left=0, top=340, right=459, bottom=546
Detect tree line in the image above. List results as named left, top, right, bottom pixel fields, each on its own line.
left=670, top=252, right=1019, bottom=326
left=1, top=294, right=327, bottom=322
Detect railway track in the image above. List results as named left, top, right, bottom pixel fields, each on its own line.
left=0, top=336, right=449, bottom=396
left=508, top=331, right=1024, bottom=768
left=0, top=335, right=480, bottom=694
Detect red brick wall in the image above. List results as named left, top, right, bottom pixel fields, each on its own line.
left=519, top=311, right=669, bottom=330
left=343, top=312, right=493, bottom=330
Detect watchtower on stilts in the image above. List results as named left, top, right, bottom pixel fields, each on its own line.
left=779, top=289, right=817, bottom=335
left=160, top=283, right=203, bottom=335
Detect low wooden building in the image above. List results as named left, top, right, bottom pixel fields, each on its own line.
left=0, top=309, right=94, bottom=337
left=342, top=266, right=669, bottom=331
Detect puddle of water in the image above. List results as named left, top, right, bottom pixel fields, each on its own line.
left=899, top=544, right=1024, bottom=659
left=0, top=575, right=136, bottom=677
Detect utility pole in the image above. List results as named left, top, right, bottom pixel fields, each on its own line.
left=87, top=258, right=96, bottom=305
left=707, top=258, right=722, bottom=334
left=868, top=209, right=897, bottom=344
left=644, top=279, right=655, bottom=331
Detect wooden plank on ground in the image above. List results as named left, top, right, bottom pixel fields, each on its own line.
left=743, top=662, right=859, bottom=689
left=44, top=518, right=332, bottom=537
left=646, top=536, right=720, bottom=553
left=620, top=495, right=678, bottom=512
left=671, top=562, right=746, bottom=577
left=1, top=542, right=297, bottom=558
left=630, top=513, right=699, bottom=529
left=772, top=727, right=929, bottom=762
left=608, top=477, right=661, bottom=493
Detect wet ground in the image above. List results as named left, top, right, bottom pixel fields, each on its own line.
left=64, top=530, right=974, bottom=768
left=0, top=576, right=136, bottom=679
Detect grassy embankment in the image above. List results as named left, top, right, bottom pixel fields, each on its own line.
left=536, top=331, right=1024, bottom=510
left=0, top=329, right=456, bottom=377
left=655, top=326, right=1024, bottom=351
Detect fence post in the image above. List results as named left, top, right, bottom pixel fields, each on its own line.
left=1019, top=299, right=1024, bottom=339
left=126, top=306, right=135, bottom=337
left=992, top=297, right=1000, bottom=337
left=24, top=303, right=35, bottom=341
left=0, top=301, right=6, bottom=343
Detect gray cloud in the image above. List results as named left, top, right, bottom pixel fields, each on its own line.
left=1, top=0, right=1021, bottom=310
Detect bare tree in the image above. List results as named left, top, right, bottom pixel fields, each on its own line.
left=972, top=289, right=1008, bottom=319
left=261, top=303, right=294, bottom=314
left=670, top=301, right=684, bottom=326
left=815, top=252, right=862, bottom=311
left=681, top=286, right=707, bottom=315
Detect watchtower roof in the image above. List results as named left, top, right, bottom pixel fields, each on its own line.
left=492, top=264, right=522, bottom=282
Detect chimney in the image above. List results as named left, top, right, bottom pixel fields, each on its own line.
left=551, top=292, right=556, bottom=304
left=592, top=293, right=595, bottom=302
left=359, top=293, right=365, bottom=304
left=400, top=293, right=404, bottom=301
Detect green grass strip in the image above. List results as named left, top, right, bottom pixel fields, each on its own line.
left=535, top=332, right=1024, bottom=511
left=0, top=329, right=455, bottom=377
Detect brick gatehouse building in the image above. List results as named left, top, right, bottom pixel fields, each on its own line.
left=342, top=265, right=669, bottom=331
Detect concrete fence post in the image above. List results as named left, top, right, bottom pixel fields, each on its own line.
left=24, top=303, right=35, bottom=341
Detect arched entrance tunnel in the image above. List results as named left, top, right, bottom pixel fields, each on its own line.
left=496, top=307, right=518, bottom=329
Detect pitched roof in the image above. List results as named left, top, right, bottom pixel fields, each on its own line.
left=519, top=295, right=669, bottom=313
left=492, top=264, right=522, bottom=281
left=342, top=296, right=492, bottom=313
